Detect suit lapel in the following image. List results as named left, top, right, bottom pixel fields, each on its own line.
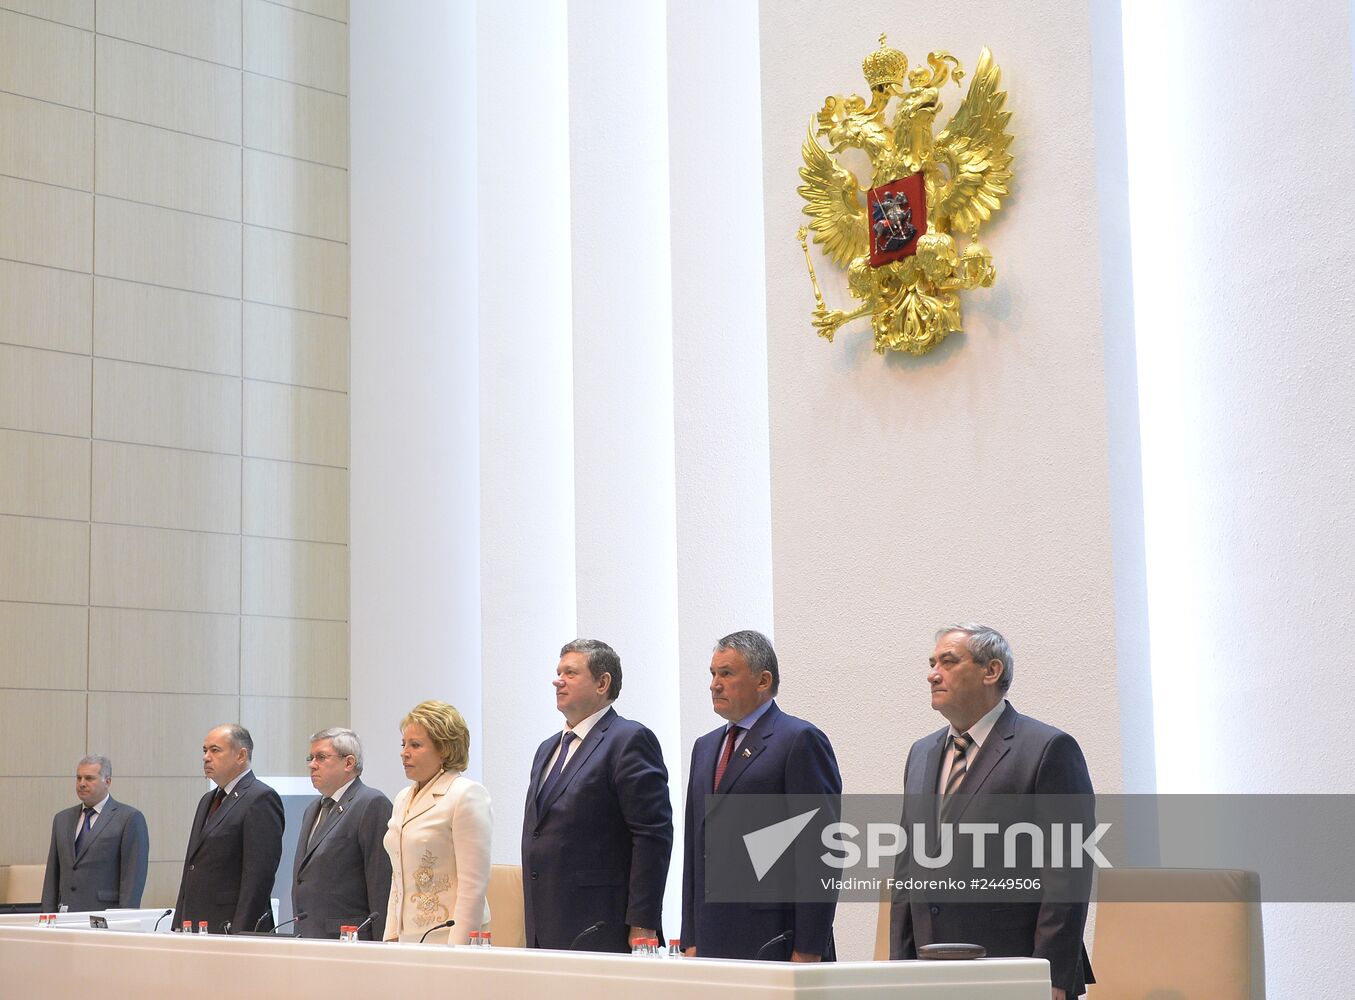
left=74, top=799, right=118, bottom=862
left=401, top=769, right=455, bottom=826
left=538, top=708, right=613, bottom=817
left=204, top=771, right=255, bottom=835
left=524, top=737, right=555, bottom=826
left=715, top=701, right=779, bottom=794
left=59, top=805, right=81, bottom=866
left=946, top=702, right=1016, bottom=824
left=186, top=790, right=214, bottom=859
left=299, top=780, right=359, bottom=869
left=295, top=797, right=321, bottom=875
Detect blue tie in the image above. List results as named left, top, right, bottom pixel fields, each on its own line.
left=74, top=806, right=95, bottom=855
left=536, top=732, right=578, bottom=808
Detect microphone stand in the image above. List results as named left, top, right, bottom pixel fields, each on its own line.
left=754, top=929, right=795, bottom=961
left=351, top=912, right=379, bottom=939
left=419, top=918, right=455, bottom=944
left=569, top=921, right=606, bottom=949
left=152, top=909, right=172, bottom=932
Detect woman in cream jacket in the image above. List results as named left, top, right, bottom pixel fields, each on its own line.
left=383, top=700, right=492, bottom=944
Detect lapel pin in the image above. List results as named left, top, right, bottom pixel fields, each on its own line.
left=741, top=748, right=753, bottom=758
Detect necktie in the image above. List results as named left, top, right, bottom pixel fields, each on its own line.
left=74, top=806, right=95, bottom=855
left=713, top=725, right=743, bottom=791
left=308, top=797, right=335, bottom=849
left=536, top=731, right=578, bottom=807
left=940, top=732, right=973, bottom=820
left=207, top=787, right=226, bottom=820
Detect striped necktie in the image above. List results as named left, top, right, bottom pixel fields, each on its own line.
left=940, top=732, right=973, bottom=820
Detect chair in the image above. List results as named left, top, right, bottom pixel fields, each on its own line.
left=486, top=863, right=525, bottom=947
left=0, top=864, right=45, bottom=904
left=1089, top=868, right=1265, bottom=999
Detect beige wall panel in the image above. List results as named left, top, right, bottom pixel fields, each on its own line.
left=96, top=34, right=241, bottom=143
left=90, top=523, right=240, bottom=614
left=94, top=277, right=241, bottom=375
left=243, top=226, right=348, bottom=316
left=0, top=260, right=92, bottom=354
left=138, top=861, right=183, bottom=908
left=242, top=458, right=346, bottom=544
left=242, top=302, right=347, bottom=391
left=0, top=515, right=89, bottom=605
left=243, top=73, right=347, bottom=168
left=94, top=198, right=241, bottom=299
left=240, top=695, right=347, bottom=776
left=90, top=607, right=238, bottom=695
left=92, top=440, right=240, bottom=533
left=240, top=616, right=347, bottom=698
left=0, top=429, right=90, bottom=520
left=0, top=778, right=73, bottom=865
left=0, top=92, right=93, bottom=190
left=0, top=344, right=90, bottom=437
left=96, top=0, right=242, bottom=67
left=0, top=690, right=86, bottom=775
left=95, top=117, right=242, bottom=221
left=242, top=150, right=348, bottom=243
left=242, top=380, right=347, bottom=467
left=88, top=691, right=238, bottom=776
left=106, top=777, right=209, bottom=864
left=241, top=536, right=347, bottom=620
left=93, top=358, right=241, bottom=454
left=0, top=602, right=87, bottom=690
left=0, top=176, right=92, bottom=272
left=0, top=9, right=92, bottom=108
left=243, top=0, right=347, bottom=94
left=0, top=1, right=93, bottom=30
left=266, top=0, right=346, bottom=23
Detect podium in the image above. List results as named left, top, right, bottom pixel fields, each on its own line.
left=0, top=919, right=1052, bottom=998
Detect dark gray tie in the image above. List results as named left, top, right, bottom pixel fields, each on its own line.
left=308, top=797, right=335, bottom=849
left=940, top=732, right=973, bottom=821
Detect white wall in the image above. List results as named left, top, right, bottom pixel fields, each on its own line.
left=759, top=0, right=1133, bottom=956
left=1124, top=1, right=1355, bottom=994
left=350, top=0, right=481, bottom=796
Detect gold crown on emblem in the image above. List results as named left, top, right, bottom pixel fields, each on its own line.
left=862, top=33, right=907, bottom=91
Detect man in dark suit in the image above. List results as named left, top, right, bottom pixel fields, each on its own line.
left=889, top=624, right=1095, bottom=999
left=522, top=639, right=672, bottom=952
left=174, top=724, right=284, bottom=933
left=680, top=630, right=842, bottom=961
left=40, top=754, right=149, bottom=912
left=292, top=727, right=393, bottom=939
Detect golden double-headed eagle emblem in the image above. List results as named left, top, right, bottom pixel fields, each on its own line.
left=797, top=36, right=1013, bottom=356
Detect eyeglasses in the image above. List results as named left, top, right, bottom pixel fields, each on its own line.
left=305, top=752, right=354, bottom=764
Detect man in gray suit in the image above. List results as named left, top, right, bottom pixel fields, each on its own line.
left=40, top=754, right=149, bottom=912
left=889, top=624, right=1096, bottom=999
left=292, top=727, right=393, bottom=939
left=174, top=724, right=284, bottom=933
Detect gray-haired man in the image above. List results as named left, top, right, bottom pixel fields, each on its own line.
left=41, top=755, right=149, bottom=912
left=292, top=727, right=394, bottom=939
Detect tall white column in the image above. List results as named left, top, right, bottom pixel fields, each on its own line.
left=476, top=0, right=579, bottom=861
left=566, top=0, right=684, bottom=935
left=1124, top=1, right=1355, bottom=992
left=349, top=0, right=482, bottom=796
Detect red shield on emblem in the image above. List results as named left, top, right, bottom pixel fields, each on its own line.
left=867, top=173, right=927, bottom=267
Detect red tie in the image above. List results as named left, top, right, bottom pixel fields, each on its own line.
left=713, top=725, right=743, bottom=790
left=207, top=787, right=226, bottom=818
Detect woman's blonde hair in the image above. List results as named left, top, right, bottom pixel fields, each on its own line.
left=400, top=700, right=470, bottom=772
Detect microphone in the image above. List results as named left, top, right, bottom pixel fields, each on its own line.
left=273, top=912, right=308, bottom=935
left=222, top=922, right=231, bottom=935
left=569, top=921, right=606, bottom=949
left=419, top=918, right=455, bottom=944
left=351, top=912, right=379, bottom=938
left=153, top=909, right=173, bottom=932
left=252, top=910, right=273, bottom=932
left=754, top=929, right=795, bottom=961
